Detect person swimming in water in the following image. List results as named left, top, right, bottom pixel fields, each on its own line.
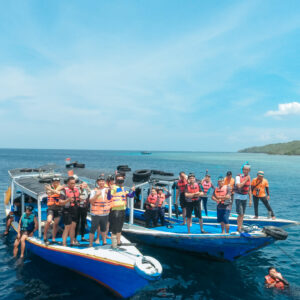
left=265, top=267, right=289, bottom=289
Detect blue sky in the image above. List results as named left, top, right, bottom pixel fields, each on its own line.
left=0, top=0, right=299, bottom=151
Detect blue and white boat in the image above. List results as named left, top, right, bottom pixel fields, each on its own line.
left=3, top=167, right=162, bottom=298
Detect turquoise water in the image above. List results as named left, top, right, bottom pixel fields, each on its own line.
left=0, top=149, right=299, bottom=299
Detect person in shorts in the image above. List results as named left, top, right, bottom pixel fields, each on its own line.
left=89, top=176, right=110, bottom=246
left=184, top=173, right=206, bottom=234
left=43, top=177, right=63, bottom=245
left=212, top=176, right=232, bottom=233
left=234, top=164, right=252, bottom=232
left=13, top=205, right=38, bottom=258
left=4, top=197, right=21, bottom=235
left=175, top=172, right=188, bottom=225
left=59, top=177, right=80, bottom=246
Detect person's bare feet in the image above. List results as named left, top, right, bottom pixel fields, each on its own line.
left=253, top=216, right=258, bottom=219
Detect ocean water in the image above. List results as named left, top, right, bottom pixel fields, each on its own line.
left=0, top=149, right=299, bottom=300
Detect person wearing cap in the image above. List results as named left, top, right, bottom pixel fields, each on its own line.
left=224, top=171, right=235, bottom=201
left=13, top=205, right=38, bottom=258
left=184, top=173, right=206, bottom=234
left=43, top=177, right=64, bottom=245
left=59, top=177, right=80, bottom=246
left=110, top=173, right=135, bottom=247
left=75, top=182, right=90, bottom=242
left=251, top=171, right=275, bottom=219
left=89, top=176, right=111, bottom=246
left=175, top=172, right=188, bottom=225
left=234, top=164, right=252, bottom=232
left=212, top=176, right=232, bottom=233
left=200, top=173, right=215, bottom=216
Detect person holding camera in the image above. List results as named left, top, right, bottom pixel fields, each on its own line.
left=211, top=176, right=232, bottom=234
left=251, top=171, right=275, bottom=219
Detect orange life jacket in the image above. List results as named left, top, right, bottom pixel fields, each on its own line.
left=186, top=183, right=200, bottom=201
left=224, top=177, right=235, bottom=194
left=91, top=188, right=111, bottom=216
left=214, top=185, right=228, bottom=204
left=235, top=174, right=251, bottom=195
left=177, top=179, right=188, bottom=193
left=146, top=194, right=158, bottom=209
left=265, top=274, right=285, bottom=289
left=111, top=186, right=127, bottom=209
left=157, top=193, right=166, bottom=207
left=64, top=187, right=80, bottom=207
left=47, top=185, right=61, bottom=206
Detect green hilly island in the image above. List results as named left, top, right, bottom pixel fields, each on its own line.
left=239, top=140, right=300, bottom=155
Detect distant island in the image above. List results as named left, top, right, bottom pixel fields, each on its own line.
left=239, top=140, right=300, bottom=155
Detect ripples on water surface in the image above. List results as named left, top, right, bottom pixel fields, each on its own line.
left=0, top=149, right=299, bottom=299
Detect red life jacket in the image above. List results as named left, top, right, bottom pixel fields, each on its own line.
left=64, top=187, right=80, bottom=207
left=47, top=185, right=60, bottom=206
left=146, top=194, right=158, bottom=209
left=157, top=193, right=166, bottom=207
left=265, top=274, right=285, bottom=289
left=235, top=174, right=251, bottom=195
left=201, top=180, right=212, bottom=194
left=186, top=183, right=200, bottom=201
left=214, top=185, right=228, bottom=204
left=177, top=179, right=187, bottom=193
left=91, top=188, right=111, bottom=216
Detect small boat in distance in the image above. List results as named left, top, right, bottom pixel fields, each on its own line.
left=141, top=151, right=152, bottom=155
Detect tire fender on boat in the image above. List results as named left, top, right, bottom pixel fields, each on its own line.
left=134, top=256, right=162, bottom=281
left=262, top=226, right=288, bottom=240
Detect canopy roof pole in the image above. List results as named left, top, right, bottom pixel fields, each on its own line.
left=129, top=196, right=134, bottom=225
left=140, top=187, right=144, bottom=209
left=37, top=195, right=42, bottom=239
left=168, top=183, right=172, bottom=219
left=21, top=193, right=25, bottom=215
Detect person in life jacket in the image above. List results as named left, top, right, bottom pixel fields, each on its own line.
left=211, top=176, right=232, bottom=234
left=145, top=188, right=158, bottom=228
left=265, top=267, right=289, bottom=289
left=75, top=182, right=90, bottom=242
left=4, top=197, right=21, bottom=235
left=251, top=171, right=275, bottom=220
left=200, top=174, right=215, bottom=216
left=224, top=171, right=235, bottom=200
left=157, top=187, right=171, bottom=226
left=175, top=172, right=188, bottom=225
left=43, top=177, right=64, bottom=245
left=185, top=173, right=206, bottom=234
left=234, top=164, right=252, bottom=232
left=59, top=177, right=80, bottom=246
left=13, top=205, right=38, bottom=258
left=89, top=176, right=111, bottom=246
left=110, top=173, right=135, bottom=247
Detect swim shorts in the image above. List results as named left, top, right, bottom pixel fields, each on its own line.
left=47, top=205, right=62, bottom=218
left=109, top=210, right=126, bottom=234
left=186, top=200, right=202, bottom=219
left=235, top=199, right=247, bottom=215
left=217, top=208, right=230, bottom=224
left=90, top=215, right=109, bottom=234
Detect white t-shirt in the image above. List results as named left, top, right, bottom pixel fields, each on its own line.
left=234, top=176, right=248, bottom=200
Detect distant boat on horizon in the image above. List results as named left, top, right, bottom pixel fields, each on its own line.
left=141, top=151, right=152, bottom=155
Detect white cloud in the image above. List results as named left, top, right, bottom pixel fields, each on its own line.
left=266, top=102, right=300, bottom=117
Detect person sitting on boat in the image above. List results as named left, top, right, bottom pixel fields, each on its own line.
left=234, top=164, right=252, bottom=232
left=251, top=171, right=275, bottom=220
left=13, top=205, right=38, bottom=258
left=199, top=173, right=215, bottom=216
left=43, top=177, right=64, bottom=245
left=157, top=187, right=171, bottom=226
left=175, top=172, right=188, bottom=225
left=59, top=177, right=80, bottom=246
left=184, top=173, right=206, bottom=234
left=110, top=173, right=135, bottom=247
left=211, top=176, right=232, bottom=234
left=265, top=267, right=289, bottom=289
left=89, top=176, right=111, bottom=246
left=224, top=171, right=235, bottom=202
left=4, top=197, right=21, bottom=236
left=145, top=188, right=159, bottom=227
left=75, top=182, right=90, bottom=242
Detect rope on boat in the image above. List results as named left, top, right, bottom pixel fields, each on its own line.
left=275, top=245, right=300, bottom=266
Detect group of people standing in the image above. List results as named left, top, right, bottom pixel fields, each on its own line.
left=174, top=164, right=276, bottom=234
left=43, top=173, right=135, bottom=247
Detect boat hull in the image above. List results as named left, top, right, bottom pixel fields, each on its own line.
left=25, top=238, right=150, bottom=298
left=122, top=225, right=275, bottom=262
